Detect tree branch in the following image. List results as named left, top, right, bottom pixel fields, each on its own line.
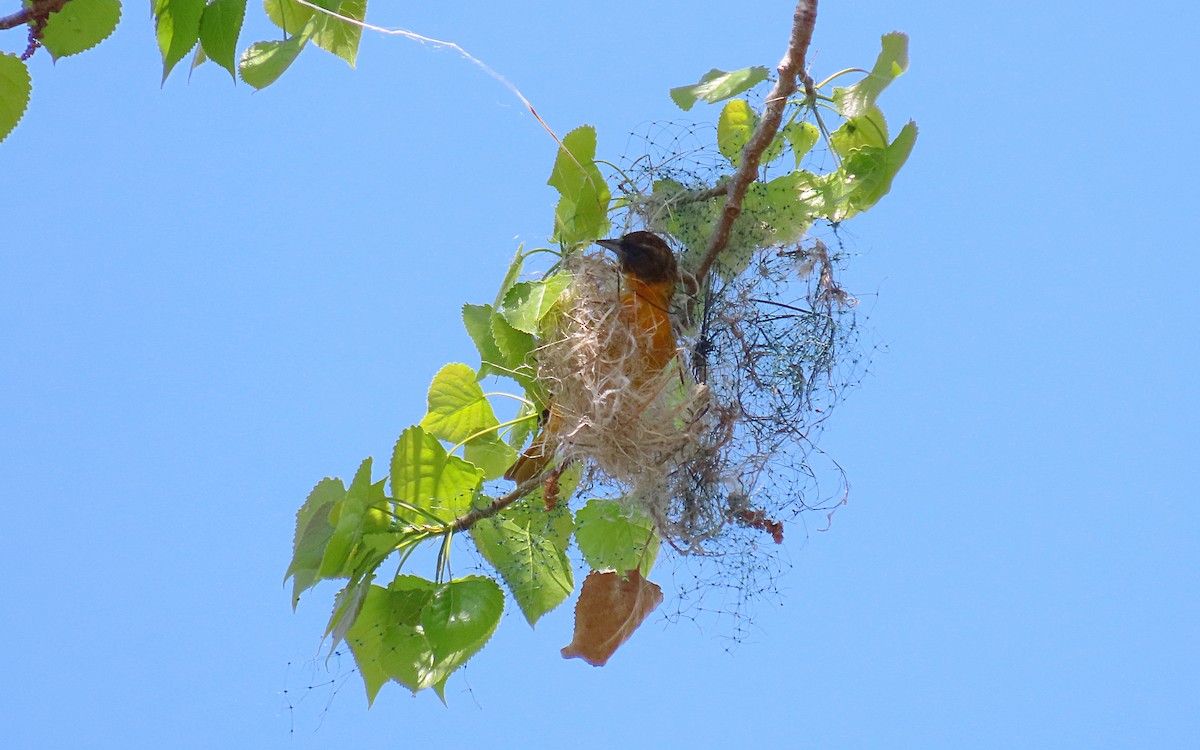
left=0, top=0, right=70, bottom=31
left=694, top=0, right=819, bottom=284
left=412, top=464, right=564, bottom=536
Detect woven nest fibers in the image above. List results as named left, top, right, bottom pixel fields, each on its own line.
left=533, top=240, right=856, bottom=552
left=535, top=251, right=713, bottom=485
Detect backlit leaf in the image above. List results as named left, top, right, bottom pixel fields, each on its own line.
left=471, top=498, right=574, bottom=626
left=761, top=171, right=816, bottom=244
left=462, top=303, right=505, bottom=378
left=154, top=0, right=205, bottom=83
left=284, top=476, right=343, bottom=607
left=0, top=54, right=30, bottom=145
left=264, top=0, right=319, bottom=32
left=390, top=425, right=483, bottom=522
left=198, top=0, right=246, bottom=79
left=782, top=121, right=820, bottom=168
left=265, top=0, right=365, bottom=65
left=832, top=31, right=909, bottom=118
left=325, top=572, right=373, bottom=649
left=841, top=120, right=918, bottom=215
left=420, top=363, right=500, bottom=445
left=489, top=312, right=535, bottom=375
left=318, top=459, right=396, bottom=578
left=717, top=99, right=756, bottom=167
left=574, top=498, right=659, bottom=576
left=238, top=31, right=309, bottom=90
left=421, top=577, right=504, bottom=657
left=670, top=66, right=769, bottom=111
left=463, top=436, right=517, bottom=481
left=39, top=0, right=121, bottom=60
left=310, top=0, right=366, bottom=66
left=345, top=576, right=437, bottom=703
left=500, top=272, right=572, bottom=335
left=830, top=104, right=889, bottom=157
left=548, top=125, right=610, bottom=248
left=491, top=244, right=527, bottom=309
left=346, top=575, right=499, bottom=702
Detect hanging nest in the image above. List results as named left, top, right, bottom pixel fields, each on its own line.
left=533, top=252, right=719, bottom=509
left=531, top=235, right=859, bottom=555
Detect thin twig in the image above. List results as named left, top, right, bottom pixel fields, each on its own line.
left=694, top=0, right=819, bottom=284
left=0, top=0, right=69, bottom=31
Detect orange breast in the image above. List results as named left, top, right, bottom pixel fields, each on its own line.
left=620, top=276, right=678, bottom=388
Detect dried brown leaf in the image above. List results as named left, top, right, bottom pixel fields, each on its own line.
left=561, top=570, right=663, bottom=666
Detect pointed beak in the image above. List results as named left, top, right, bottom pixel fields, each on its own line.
left=595, top=238, right=623, bottom=254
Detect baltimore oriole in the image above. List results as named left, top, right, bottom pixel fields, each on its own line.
left=504, top=231, right=679, bottom=484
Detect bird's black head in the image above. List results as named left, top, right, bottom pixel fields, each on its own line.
left=595, top=231, right=677, bottom=284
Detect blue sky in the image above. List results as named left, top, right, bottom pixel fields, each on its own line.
left=2, top=1, right=1197, bottom=747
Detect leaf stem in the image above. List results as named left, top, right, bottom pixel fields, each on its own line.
left=448, top=411, right=536, bottom=456
left=814, top=67, right=869, bottom=90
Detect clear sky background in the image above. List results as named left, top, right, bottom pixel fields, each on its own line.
left=2, top=1, right=1197, bottom=747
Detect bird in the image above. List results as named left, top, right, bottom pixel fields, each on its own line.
left=504, top=231, right=680, bottom=484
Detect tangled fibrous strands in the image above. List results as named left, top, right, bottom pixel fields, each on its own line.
left=535, top=253, right=719, bottom=525
left=538, top=234, right=860, bottom=558
left=661, top=236, right=860, bottom=551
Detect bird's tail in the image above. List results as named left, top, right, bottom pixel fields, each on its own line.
left=503, top=427, right=551, bottom=483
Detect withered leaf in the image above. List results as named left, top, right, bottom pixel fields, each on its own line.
left=561, top=570, right=663, bottom=666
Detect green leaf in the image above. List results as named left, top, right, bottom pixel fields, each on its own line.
left=762, top=133, right=785, bottom=165
left=840, top=120, right=918, bottom=215
left=832, top=31, right=909, bottom=118
left=463, top=301, right=538, bottom=393
left=717, top=99, right=756, bottom=167
left=39, top=0, right=121, bottom=61
left=421, top=577, right=504, bottom=658
left=470, top=498, right=574, bottom=626
left=513, top=467, right=577, bottom=548
left=198, top=0, right=246, bottom=79
left=420, top=363, right=500, bottom=445
left=499, top=272, right=572, bottom=335
left=491, top=244, right=527, bottom=309
left=505, top=401, right=539, bottom=456
left=346, top=575, right=499, bottom=702
left=782, top=121, right=820, bottom=168
left=284, top=476, right=344, bottom=608
left=830, top=104, right=889, bottom=158
left=489, top=313, right=536, bottom=375
left=345, top=576, right=437, bottom=703
left=669, top=66, right=769, bottom=111
left=154, top=0, right=205, bottom=83
left=390, top=425, right=483, bottom=522
left=462, top=303, right=504, bottom=377
left=310, top=0, right=366, bottom=66
left=548, top=125, right=610, bottom=248
left=574, top=498, right=660, bottom=576
left=760, top=171, right=816, bottom=245
left=421, top=577, right=503, bottom=700
left=325, top=571, right=373, bottom=649
left=238, top=31, right=309, bottom=90
left=319, top=459, right=396, bottom=578
left=0, top=54, right=31, bottom=145
left=463, top=436, right=517, bottom=481
left=189, top=39, right=208, bottom=73
left=264, top=0, right=319, bottom=31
